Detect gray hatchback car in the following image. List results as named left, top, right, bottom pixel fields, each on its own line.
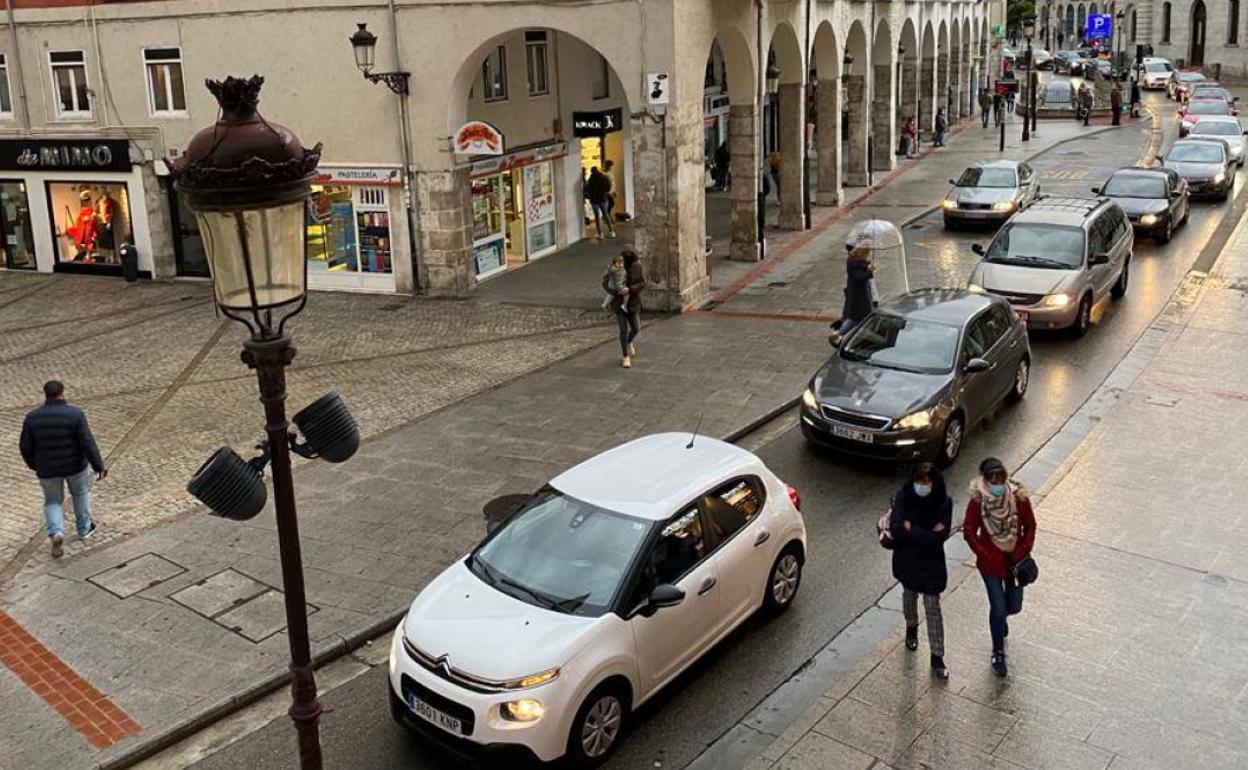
left=801, top=289, right=1030, bottom=466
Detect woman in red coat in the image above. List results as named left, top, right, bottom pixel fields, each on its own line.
left=962, top=456, right=1036, bottom=677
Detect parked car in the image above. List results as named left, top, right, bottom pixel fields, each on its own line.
left=941, top=160, right=1041, bottom=229
left=1179, top=99, right=1235, bottom=136
left=1054, top=50, right=1088, bottom=75
left=800, top=289, right=1030, bottom=467
left=1140, top=61, right=1174, bottom=90
left=1159, top=138, right=1237, bottom=200
left=1170, top=69, right=1208, bottom=101
left=1093, top=167, right=1190, bottom=244
left=1091, top=59, right=1115, bottom=78
left=388, top=433, right=807, bottom=766
left=1188, top=84, right=1239, bottom=110
left=1031, top=48, right=1054, bottom=70
left=967, top=197, right=1133, bottom=337
left=1186, top=115, right=1247, bottom=166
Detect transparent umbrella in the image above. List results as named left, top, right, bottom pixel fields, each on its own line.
left=844, top=219, right=909, bottom=299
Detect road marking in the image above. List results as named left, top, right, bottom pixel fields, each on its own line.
left=1042, top=169, right=1090, bottom=180
left=0, top=609, right=141, bottom=749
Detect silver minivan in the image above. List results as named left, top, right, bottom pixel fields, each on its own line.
left=967, top=197, right=1133, bottom=337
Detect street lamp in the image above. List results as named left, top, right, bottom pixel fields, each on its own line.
left=766, top=61, right=782, bottom=95
left=1115, top=10, right=1125, bottom=79
left=174, top=75, right=346, bottom=770
left=1022, top=17, right=1036, bottom=142
left=350, top=22, right=410, bottom=94
left=897, top=44, right=906, bottom=110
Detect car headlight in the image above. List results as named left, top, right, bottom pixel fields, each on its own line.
left=500, top=699, right=546, bottom=722
left=801, top=388, right=818, bottom=411
left=1140, top=213, right=1159, bottom=226
left=1042, top=293, right=1073, bottom=307
left=894, top=409, right=932, bottom=430
left=991, top=200, right=1016, bottom=211
left=502, top=668, right=559, bottom=690
left=942, top=198, right=958, bottom=209
left=967, top=283, right=986, bottom=294
left=1214, top=172, right=1227, bottom=184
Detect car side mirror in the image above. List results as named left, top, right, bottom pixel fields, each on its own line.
left=637, top=584, right=685, bottom=618
left=971, top=243, right=985, bottom=256
left=1170, top=190, right=1181, bottom=199
left=483, top=493, right=531, bottom=534
left=964, top=357, right=992, bottom=374
left=1090, top=186, right=1101, bottom=194
left=828, top=333, right=842, bottom=349
left=948, top=179, right=958, bottom=186
left=1090, top=252, right=1112, bottom=266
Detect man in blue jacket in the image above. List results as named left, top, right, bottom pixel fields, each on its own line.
left=19, top=381, right=106, bottom=557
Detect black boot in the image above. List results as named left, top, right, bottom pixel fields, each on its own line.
left=931, top=654, right=949, bottom=680
left=991, top=651, right=1008, bottom=677
left=905, top=625, right=919, bottom=651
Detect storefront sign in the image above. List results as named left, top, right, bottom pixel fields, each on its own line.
left=454, top=121, right=505, bottom=156
left=470, top=142, right=567, bottom=177
left=571, top=108, right=624, bottom=137
left=0, top=139, right=131, bottom=172
left=313, top=167, right=402, bottom=186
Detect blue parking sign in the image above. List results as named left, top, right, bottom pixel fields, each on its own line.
left=1087, top=13, right=1113, bottom=40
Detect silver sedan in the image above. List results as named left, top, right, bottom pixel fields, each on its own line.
left=942, top=160, right=1041, bottom=229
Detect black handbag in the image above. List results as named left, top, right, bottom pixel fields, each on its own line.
left=1013, top=555, right=1039, bottom=587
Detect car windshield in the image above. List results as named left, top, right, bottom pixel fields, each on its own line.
left=985, top=223, right=1085, bottom=269
left=469, top=488, right=651, bottom=616
left=1102, top=175, right=1166, bottom=198
left=841, top=314, right=960, bottom=374
left=1192, top=121, right=1240, bottom=136
left=956, top=167, right=1017, bottom=188
left=1187, top=102, right=1230, bottom=115
left=1192, top=87, right=1230, bottom=99
left=1169, top=143, right=1225, bottom=162
left=1145, top=63, right=1169, bottom=73
left=1180, top=73, right=1206, bottom=83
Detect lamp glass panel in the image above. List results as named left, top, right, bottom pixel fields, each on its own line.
left=353, top=41, right=376, bottom=71
left=197, top=201, right=306, bottom=311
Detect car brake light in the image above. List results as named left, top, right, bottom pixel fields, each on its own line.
left=787, top=485, right=802, bottom=512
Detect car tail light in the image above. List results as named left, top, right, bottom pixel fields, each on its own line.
left=787, top=485, right=802, bottom=512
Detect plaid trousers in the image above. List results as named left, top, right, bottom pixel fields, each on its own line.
left=903, top=589, right=945, bottom=657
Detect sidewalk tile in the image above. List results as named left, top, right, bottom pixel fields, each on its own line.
left=811, top=695, right=929, bottom=764
left=772, top=732, right=875, bottom=770
left=759, top=696, right=835, bottom=763
left=845, top=646, right=933, bottom=716
left=992, top=721, right=1114, bottom=770
left=909, top=689, right=1017, bottom=755
left=895, top=731, right=1025, bottom=770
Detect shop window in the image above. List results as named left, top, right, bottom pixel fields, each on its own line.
left=525, top=31, right=549, bottom=97
left=305, top=185, right=393, bottom=278
left=49, top=51, right=91, bottom=118
left=483, top=45, right=508, bottom=102
left=144, top=48, right=187, bottom=115
left=592, top=53, right=610, bottom=99
left=0, top=54, right=12, bottom=116
left=48, top=182, right=131, bottom=268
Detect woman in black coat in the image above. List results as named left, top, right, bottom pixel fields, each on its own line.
left=889, top=463, right=953, bottom=679
left=602, top=250, right=646, bottom=367
left=838, top=245, right=875, bottom=335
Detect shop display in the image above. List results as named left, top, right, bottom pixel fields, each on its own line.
left=0, top=181, right=35, bottom=270
left=306, top=184, right=392, bottom=280
left=523, top=162, right=557, bottom=258
left=48, top=181, right=131, bottom=268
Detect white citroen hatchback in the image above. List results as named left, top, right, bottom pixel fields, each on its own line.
left=388, top=433, right=807, bottom=766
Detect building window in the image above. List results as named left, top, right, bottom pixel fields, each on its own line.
left=144, top=47, right=186, bottom=115
left=49, top=51, right=91, bottom=118
left=0, top=54, right=12, bottom=116
left=1231, top=0, right=1241, bottom=44
left=1131, top=9, right=1138, bottom=41
left=525, top=31, right=549, bottom=96
left=482, top=45, right=507, bottom=102
left=593, top=53, right=611, bottom=99
left=1162, top=2, right=1171, bottom=42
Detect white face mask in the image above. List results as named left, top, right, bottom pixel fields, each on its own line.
left=913, top=482, right=933, bottom=498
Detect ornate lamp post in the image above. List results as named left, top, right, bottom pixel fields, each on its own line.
left=1022, top=17, right=1036, bottom=142
left=350, top=22, right=410, bottom=94
left=1115, top=9, right=1125, bottom=79
left=174, top=76, right=325, bottom=770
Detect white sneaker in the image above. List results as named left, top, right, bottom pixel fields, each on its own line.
left=621, top=356, right=632, bottom=368
left=628, top=344, right=636, bottom=357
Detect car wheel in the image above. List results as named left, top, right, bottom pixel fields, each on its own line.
left=762, top=545, right=803, bottom=616
left=1006, top=356, right=1030, bottom=404
left=1155, top=218, right=1172, bottom=245
left=943, top=217, right=956, bottom=231
left=1072, top=294, right=1093, bottom=337
left=567, top=685, right=630, bottom=767
left=937, top=413, right=965, bottom=467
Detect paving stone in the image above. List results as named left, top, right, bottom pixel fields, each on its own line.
left=812, top=695, right=929, bottom=763
left=993, top=721, right=1114, bottom=770
left=772, top=732, right=876, bottom=770
left=213, top=590, right=312, bottom=643
left=169, top=569, right=270, bottom=619
left=85, top=553, right=186, bottom=599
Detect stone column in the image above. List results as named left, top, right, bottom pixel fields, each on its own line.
left=816, top=77, right=841, bottom=206
left=937, top=52, right=950, bottom=119
left=845, top=74, right=868, bottom=186
left=777, top=82, right=805, bottom=230
left=728, top=103, right=760, bottom=261
left=962, top=47, right=973, bottom=117
left=630, top=111, right=710, bottom=311
left=921, top=56, right=936, bottom=133
left=951, top=53, right=964, bottom=120
left=902, top=56, right=919, bottom=131
left=872, top=63, right=895, bottom=172
left=418, top=167, right=473, bottom=296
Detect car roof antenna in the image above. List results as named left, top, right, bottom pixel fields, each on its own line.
left=686, top=413, right=704, bottom=449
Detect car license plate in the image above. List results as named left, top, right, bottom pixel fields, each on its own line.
left=407, top=693, right=463, bottom=735
left=1015, top=310, right=1029, bottom=324
left=831, top=424, right=874, bottom=443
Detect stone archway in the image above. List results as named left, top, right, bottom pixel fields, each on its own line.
left=921, top=21, right=938, bottom=135
left=843, top=20, right=870, bottom=186
left=768, top=21, right=806, bottom=230
left=937, top=19, right=950, bottom=129
left=871, top=17, right=895, bottom=172
left=704, top=24, right=761, bottom=263
left=897, top=18, right=920, bottom=156
left=1190, top=0, right=1207, bottom=65
left=811, top=21, right=842, bottom=206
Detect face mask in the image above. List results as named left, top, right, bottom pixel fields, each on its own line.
left=913, top=482, right=933, bottom=498
left=988, top=483, right=1008, bottom=498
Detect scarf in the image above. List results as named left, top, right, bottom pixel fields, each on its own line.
left=971, top=478, right=1020, bottom=552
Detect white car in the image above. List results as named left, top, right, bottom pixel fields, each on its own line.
left=1140, top=61, right=1173, bottom=90
left=388, top=433, right=808, bottom=766
left=1187, top=116, right=1247, bottom=166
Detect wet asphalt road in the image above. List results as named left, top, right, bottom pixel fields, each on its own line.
left=189, top=90, right=1237, bottom=770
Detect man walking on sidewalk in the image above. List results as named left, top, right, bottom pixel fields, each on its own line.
left=979, top=88, right=992, bottom=127
left=19, top=381, right=106, bottom=558
left=934, top=108, right=947, bottom=147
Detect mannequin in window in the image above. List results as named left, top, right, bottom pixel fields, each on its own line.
left=95, top=190, right=119, bottom=263
left=65, top=190, right=97, bottom=262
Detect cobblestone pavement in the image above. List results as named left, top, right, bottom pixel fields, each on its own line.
left=0, top=108, right=1171, bottom=770
left=699, top=179, right=1248, bottom=770
left=0, top=273, right=615, bottom=574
